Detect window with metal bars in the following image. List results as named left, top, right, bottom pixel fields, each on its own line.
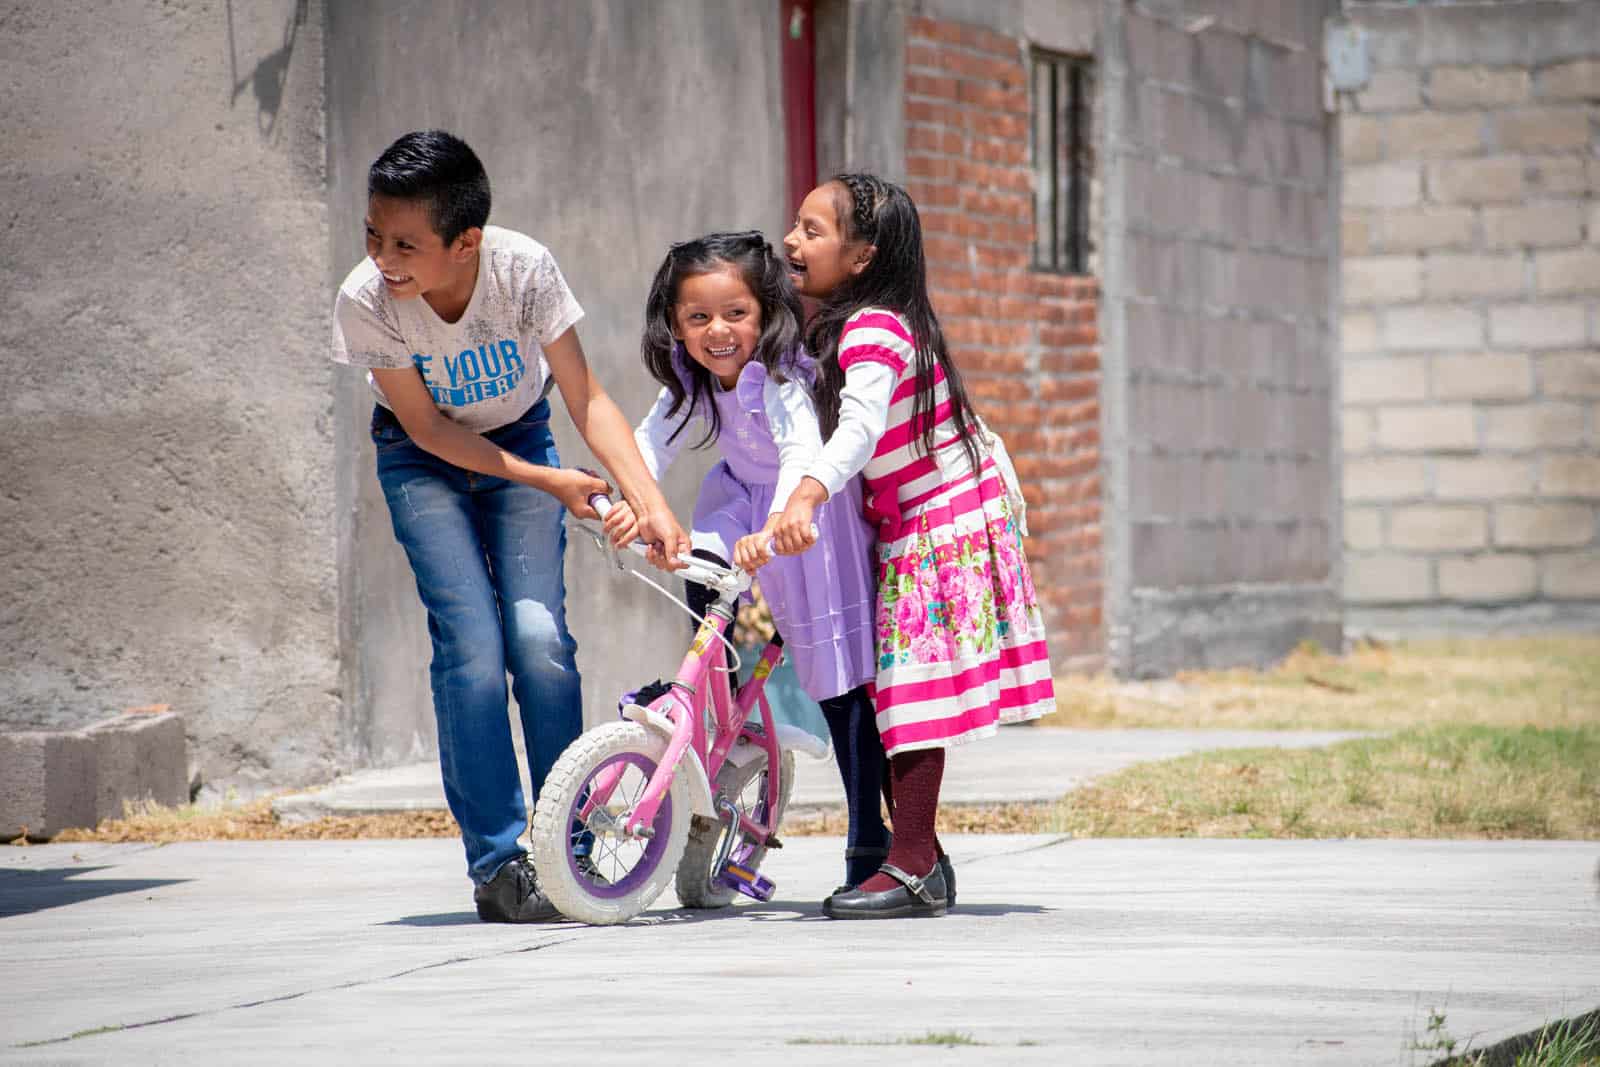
left=1032, top=51, right=1095, bottom=275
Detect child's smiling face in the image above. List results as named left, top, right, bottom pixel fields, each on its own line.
left=783, top=182, right=868, bottom=300
left=673, top=266, right=763, bottom=389
left=364, top=194, right=472, bottom=303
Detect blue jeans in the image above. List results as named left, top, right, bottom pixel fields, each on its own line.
left=372, top=400, right=582, bottom=885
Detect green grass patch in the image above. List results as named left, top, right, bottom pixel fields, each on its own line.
left=1040, top=636, right=1600, bottom=732
left=1043, top=724, right=1600, bottom=839
left=788, top=1031, right=1003, bottom=1047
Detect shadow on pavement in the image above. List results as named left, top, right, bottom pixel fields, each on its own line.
left=0, top=867, right=189, bottom=919
left=381, top=911, right=485, bottom=927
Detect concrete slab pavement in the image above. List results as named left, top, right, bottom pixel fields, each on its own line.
left=3, top=836, right=1596, bottom=1065
left=272, top=727, right=1376, bottom=821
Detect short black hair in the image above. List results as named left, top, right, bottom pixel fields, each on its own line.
left=367, top=130, right=490, bottom=245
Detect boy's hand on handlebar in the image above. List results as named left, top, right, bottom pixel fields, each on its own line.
left=555, top=468, right=612, bottom=520
left=734, top=518, right=779, bottom=575
left=601, top=499, right=639, bottom=549
left=638, top=509, right=690, bottom=572
left=768, top=496, right=819, bottom=556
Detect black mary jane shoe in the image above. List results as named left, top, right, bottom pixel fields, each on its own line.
left=939, top=853, right=956, bottom=910
left=822, top=861, right=948, bottom=920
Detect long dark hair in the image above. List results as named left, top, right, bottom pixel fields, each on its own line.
left=641, top=230, right=804, bottom=449
left=804, top=173, right=981, bottom=475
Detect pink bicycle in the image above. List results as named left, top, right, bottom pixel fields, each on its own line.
left=530, top=495, right=827, bottom=925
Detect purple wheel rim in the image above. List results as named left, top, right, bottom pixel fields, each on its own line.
left=565, top=750, right=673, bottom=900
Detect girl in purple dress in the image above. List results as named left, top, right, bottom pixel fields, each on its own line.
left=615, top=230, right=888, bottom=897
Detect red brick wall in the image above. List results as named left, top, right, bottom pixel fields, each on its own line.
left=904, top=15, right=1105, bottom=673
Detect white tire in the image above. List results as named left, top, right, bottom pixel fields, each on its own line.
left=674, top=747, right=794, bottom=909
left=530, top=722, right=692, bottom=926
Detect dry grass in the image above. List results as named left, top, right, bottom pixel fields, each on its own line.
left=45, top=799, right=459, bottom=845
left=1039, top=635, right=1600, bottom=732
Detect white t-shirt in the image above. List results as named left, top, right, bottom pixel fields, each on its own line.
left=329, top=225, right=584, bottom=433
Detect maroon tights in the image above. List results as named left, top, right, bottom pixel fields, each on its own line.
left=859, top=747, right=945, bottom=894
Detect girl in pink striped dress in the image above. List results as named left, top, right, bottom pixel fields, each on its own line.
left=754, top=173, right=1056, bottom=919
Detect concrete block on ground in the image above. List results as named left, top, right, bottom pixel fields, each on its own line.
left=0, top=712, right=187, bottom=840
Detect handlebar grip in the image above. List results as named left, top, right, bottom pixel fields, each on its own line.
left=588, top=493, right=613, bottom=520
left=764, top=523, right=821, bottom=555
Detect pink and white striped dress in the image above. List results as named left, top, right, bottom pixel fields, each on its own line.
left=840, top=308, right=1055, bottom=755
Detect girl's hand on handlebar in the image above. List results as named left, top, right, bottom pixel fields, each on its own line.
left=768, top=496, right=819, bottom=556
left=602, top=499, right=639, bottom=549
left=554, top=468, right=612, bottom=520
left=638, top=508, right=690, bottom=572
left=734, top=517, right=779, bottom=575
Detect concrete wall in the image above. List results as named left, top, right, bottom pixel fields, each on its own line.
left=1339, top=0, right=1600, bottom=633
left=0, top=0, right=336, bottom=793
left=325, top=1, right=790, bottom=768
left=1101, top=0, right=1343, bottom=676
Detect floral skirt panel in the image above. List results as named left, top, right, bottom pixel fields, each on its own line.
left=868, top=459, right=1055, bottom=756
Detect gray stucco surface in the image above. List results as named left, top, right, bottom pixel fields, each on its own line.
left=0, top=1, right=336, bottom=790
left=1101, top=0, right=1344, bottom=675
left=324, top=2, right=790, bottom=769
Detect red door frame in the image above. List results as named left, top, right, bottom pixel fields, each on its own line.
left=780, top=0, right=817, bottom=219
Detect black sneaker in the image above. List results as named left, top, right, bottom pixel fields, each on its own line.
left=474, top=856, right=560, bottom=923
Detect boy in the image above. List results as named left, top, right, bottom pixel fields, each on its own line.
left=330, top=130, right=688, bottom=922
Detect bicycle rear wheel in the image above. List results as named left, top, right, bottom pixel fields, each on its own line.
left=675, top=745, right=794, bottom=909
left=531, top=721, right=691, bottom=925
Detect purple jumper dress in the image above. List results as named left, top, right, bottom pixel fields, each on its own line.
left=682, top=354, right=878, bottom=702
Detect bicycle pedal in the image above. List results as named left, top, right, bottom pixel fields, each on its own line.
left=715, top=860, right=776, bottom=902
left=765, top=835, right=783, bottom=849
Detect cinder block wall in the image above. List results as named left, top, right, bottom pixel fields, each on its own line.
left=903, top=13, right=1105, bottom=672
left=1101, top=0, right=1343, bottom=675
left=1339, top=1, right=1600, bottom=631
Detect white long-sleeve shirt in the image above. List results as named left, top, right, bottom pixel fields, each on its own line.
left=803, top=361, right=896, bottom=500
left=633, top=372, right=822, bottom=516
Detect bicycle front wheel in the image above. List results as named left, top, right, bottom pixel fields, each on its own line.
left=530, top=721, right=691, bottom=925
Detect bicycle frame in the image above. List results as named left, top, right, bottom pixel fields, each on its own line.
left=569, top=508, right=788, bottom=851
left=606, top=596, right=786, bottom=844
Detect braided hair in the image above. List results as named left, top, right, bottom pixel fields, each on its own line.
left=641, top=230, right=804, bottom=450
left=805, top=173, right=982, bottom=476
